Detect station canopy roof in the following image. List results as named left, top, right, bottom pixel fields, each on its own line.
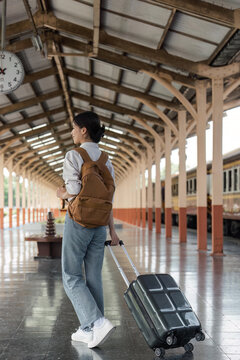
left=0, top=0, right=240, bottom=184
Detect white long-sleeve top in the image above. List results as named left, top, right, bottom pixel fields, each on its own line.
left=63, top=142, right=115, bottom=200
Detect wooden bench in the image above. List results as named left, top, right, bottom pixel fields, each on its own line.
left=25, top=234, right=62, bottom=259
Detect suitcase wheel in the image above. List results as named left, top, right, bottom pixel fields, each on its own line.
left=184, top=343, right=194, bottom=353
left=195, top=331, right=205, bottom=341
left=166, top=334, right=177, bottom=346
left=154, top=347, right=165, bottom=358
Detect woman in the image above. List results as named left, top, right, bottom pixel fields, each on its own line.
left=56, top=111, right=119, bottom=348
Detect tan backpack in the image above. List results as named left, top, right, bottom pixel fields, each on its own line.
left=67, top=147, right=115, bottom=228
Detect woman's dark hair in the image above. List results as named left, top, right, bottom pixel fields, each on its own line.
left=73, top=111, right=105, bottom=143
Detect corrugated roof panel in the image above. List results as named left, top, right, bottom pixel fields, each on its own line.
left=63, top=46, right=90, bottom=73
left=204, top=0, right=240, bottom=9
left=117, top=94, right=138, bottom=109
left=149, top=82, right=175, bottom=101
left=22, top=104, right=43, bottom=116
left=92, top=107, right=113, bottom=119
left=51, top=0, right=93, bottom=29
left=164, top=33, right=216, bottom=61
left=103, top=13, right=164, bottom=49
left=73, top=98, right=90, bottom=109
left=45, top=96, right=64, bottom=110
left=36, top=76, right=59, bottom=93
left=5, top=0, right=38, bottom=25
left=11, top=83, right=35, bottom=101
left=51, top=112, right=67, bottom=121
left=94, top=86, right=116, bottom=104
left=93, top=61, right=120, bottom=83
left=171, top=13, right=230, bottom=44
left=122, top=72, right=151, bottom=92
left=3, top=113, right=22, bottom=122
left=141, top=105, right=159, bottom=118
left=68, top=78, right=91, bottom=96
left=103, top=0, right=172, bottom=27
left=23, top=106, right=44, bottom=117
left=21, top=48, right=52, bottom=72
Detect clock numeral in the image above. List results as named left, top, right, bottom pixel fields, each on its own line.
left=9, top=57, right=12, bottom=62
left=1, top=54, right=5, bottom=59
left=8, top=82, right=12, bottom=87
left=14, top=62, right=18, bottom=67
left=13, top=77, right=17, bottom=82
left=16, top=70, right=20, bottom=74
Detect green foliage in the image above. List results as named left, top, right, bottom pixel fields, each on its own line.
left=4, top=174, right=23, bottom=207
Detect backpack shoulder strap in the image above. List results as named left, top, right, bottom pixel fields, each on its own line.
left=97, top=151, right=108, bottom=165
left=73, top=147, right=92, bottom=163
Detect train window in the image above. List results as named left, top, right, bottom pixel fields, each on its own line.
left=238, top=167, right=240, bottom=191
left=234, top=168, right=238, bottom=192
left=176, top=183, right=178, bottom=195
left=194, top=178, right=197, bottom=193
left=228, top=170, right=232, bottom=192
left=189, top=179, right=193, bottom=194
left=223, top=171, right=227, bottom=193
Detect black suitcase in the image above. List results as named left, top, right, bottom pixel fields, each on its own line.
left=105, top=241, right=205, bottom=358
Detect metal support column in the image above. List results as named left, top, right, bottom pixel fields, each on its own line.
left=178, top=111, right=187, bottom=243
left=165, top=126, right=172, bottom=238
left=212, top=77, right=224, bottom=256
left=155, top=139, right=162, bottom=233
left=196, top=82, right=207, bottom=250
left=0, top=154, right=4, bottom=229
left=147, top=149, right=153, bottom=230
left=141, top=156, right=146, bottom=228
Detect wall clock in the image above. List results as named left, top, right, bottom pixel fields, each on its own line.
left=0, top=50, right=25, bottom=94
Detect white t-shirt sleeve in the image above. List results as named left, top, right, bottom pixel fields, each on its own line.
left=106, top=159, right=115, bottom=184
left=63, top=150, right=83, bottom=196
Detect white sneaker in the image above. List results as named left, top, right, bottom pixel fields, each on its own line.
left=71, top=327, right=93, bottom=343
left=88, top=318, right=116, bottom=348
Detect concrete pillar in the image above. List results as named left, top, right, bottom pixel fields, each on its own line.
left=8, top=161, right=13, bottom=228
left=16, top=174, right=20, bottom=227
left=212, top=77, right=224, bottom=255
left=0, top=154, right=4, bottom=229
left=165, top=127, right=172, bottom=238
left=147, top=149, right=153, bottom=230
left=136, top=162, right=141, bottom=227
left=155, top=139, right=162, bottom=233
left=178, top=111, right=187, bottom=243
left=22, top=171, right=26, bottom=225
left=27, top=173, right=31, bottom=223
left=141, top=156, right=146, bottom=228
left=196, top=82, right=207, bottom=250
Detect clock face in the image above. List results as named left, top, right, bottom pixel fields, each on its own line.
left=0, top=50, right=25, bottom=94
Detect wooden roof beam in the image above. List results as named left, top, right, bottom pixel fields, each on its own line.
left=65, top=68, right=180, bottom=111
left=71, top=92, right=162, bottom=126
left=0, top=89, right=63, bottom=115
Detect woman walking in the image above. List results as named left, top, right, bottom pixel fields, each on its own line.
left=56, top=111, right=119, bottom=348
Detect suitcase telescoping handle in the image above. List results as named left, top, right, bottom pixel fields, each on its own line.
left=105, top=240, right=140, bottom=287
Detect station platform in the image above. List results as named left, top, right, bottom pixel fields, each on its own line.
left=0, top=222, right=240, bottom=360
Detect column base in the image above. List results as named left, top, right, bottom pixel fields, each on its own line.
left=179, top=207, right=187, bottom=243
left=16, top=208, right=20, bottom=227
left=141, top=208, right=146, bottom=228
left=155, top=208, right=161, bottom=233
left=212, top=204, right=223, bottom=255
left=165, top=208, right=172, bottom=238
left=148, top=208, right=153, bottom=230
left=9, top=208, right=12, bottom=228
left=197, top=207, right=207, bottom=251
left=0, top=208, right=3, bottom=229
left=22, top=208, right=25, bottom=225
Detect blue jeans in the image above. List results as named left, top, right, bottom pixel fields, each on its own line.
left=62, top=212, right=107, bottom=329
